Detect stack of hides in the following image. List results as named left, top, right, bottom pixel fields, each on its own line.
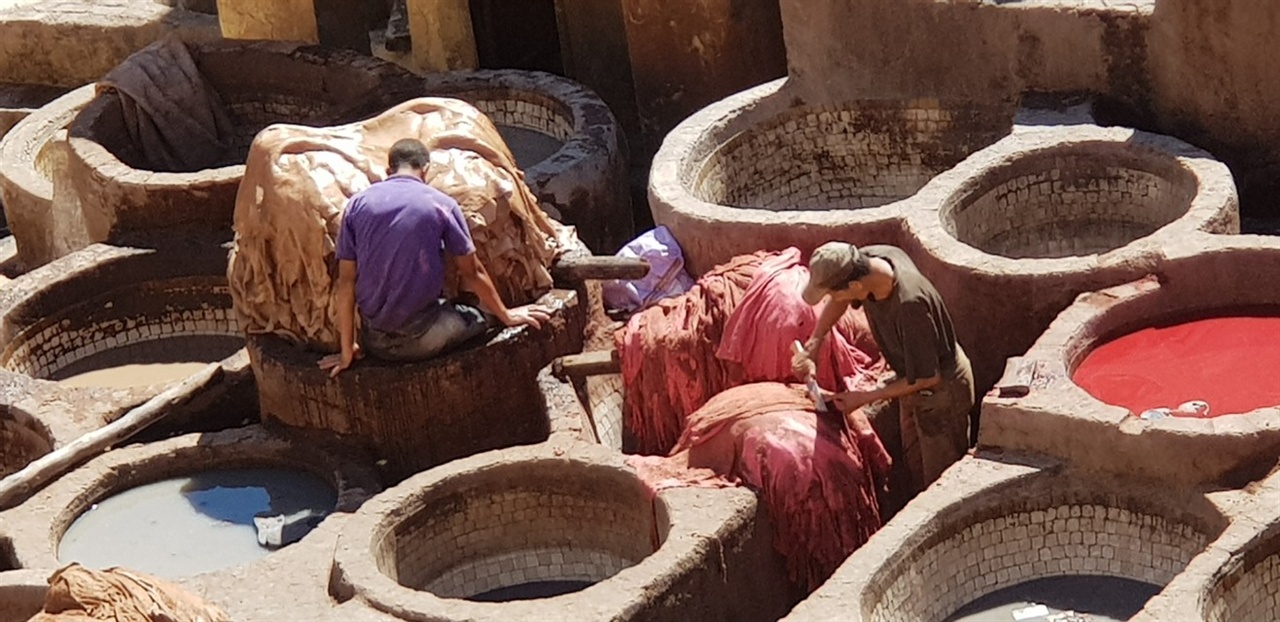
left=227, top=97, right=575, bottom=349
left=617, top=248, right=891, bottom=591
left=29, top=563, right=229, bottom=622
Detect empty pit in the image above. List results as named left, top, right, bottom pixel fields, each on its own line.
left=941, top=142, right=1198, bottom=259
left=861, top=473, right=1226, bottom=622
left=693, top=99, right=1011, bottom=212
left=3, top=426, right=378, bottom=576
left=650, top=79, right=1016, bottom=274
left=334, top=445, right=793, bottom=622
left=377, top=460, right=654, bottom=601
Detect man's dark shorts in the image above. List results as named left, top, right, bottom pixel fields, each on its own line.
left=362, top=301, right=491, bottom=362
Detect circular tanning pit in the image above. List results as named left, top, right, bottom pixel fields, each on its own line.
left=903, top=125, right=1238, bottom=401
left=5, top=426, right=378, bottom=576
left=0, top=246, right=242, bottom=391
left=941, top=142, right=1197, bottom=259
left=381, top=460, right=653, bottom=602
left=429, top=69, right=632, bottom=253
left=650, top=79, right=1015, bottom=274
left=64, top=40, right=423, bottom=245
left=859, top=468, right=1226, bottom=622
left=693, top=100, right=1010, bottom=212
left=979, top=239, right=1280, bottom=486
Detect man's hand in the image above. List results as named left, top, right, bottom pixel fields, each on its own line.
left=833, top=390, right=876, bottom=414
left=318, top=343, right=362, bottom=378
left=791, top=347, right=817, bottom=381
left=500, top=304, right=553, bottom=329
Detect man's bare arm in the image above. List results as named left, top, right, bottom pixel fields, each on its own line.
left=455, top=253, right=551, bottom=328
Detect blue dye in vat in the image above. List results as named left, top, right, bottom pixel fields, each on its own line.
left=58, top=468, right=336, bottom=578
left=468, top=580, right=595, bottom=602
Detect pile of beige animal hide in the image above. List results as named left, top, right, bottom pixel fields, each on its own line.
left=28, top=563, right=229, bottom=622
left=227, top=97, right=572, bottom=349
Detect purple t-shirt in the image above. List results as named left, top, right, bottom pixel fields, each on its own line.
left=335, top=176, right=475, bottom=332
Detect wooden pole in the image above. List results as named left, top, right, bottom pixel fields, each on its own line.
left=550, top=256, right=649, bottom=283
left=0, top=363, right=223, bottom=511
left=552, top=349, right=620, bottom=379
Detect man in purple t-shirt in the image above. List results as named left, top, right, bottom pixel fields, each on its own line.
left=319, top=138, right=551, bottom=377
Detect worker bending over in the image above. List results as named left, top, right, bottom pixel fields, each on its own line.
left=792, top=242, right=973, bottom=489
left=320, top=138, right=550, bottom=376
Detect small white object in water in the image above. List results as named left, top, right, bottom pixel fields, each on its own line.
left=1174, top=400, right=1210, bottom=418
left=1139, top=408, right=1171, bottom=420
left=1012, top=604, right=1050, bottom=620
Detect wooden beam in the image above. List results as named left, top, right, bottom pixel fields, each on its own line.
left=550, top=255, right=649, bottom=283
left=552, top=349, right=620, bottom=379
left=0, top=364, right=223, bottom=510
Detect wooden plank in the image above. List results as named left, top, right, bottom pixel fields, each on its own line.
left=0, top=364, right=223, bottom=510
left=552, top=349, right=620, bottom=379
left=550, top=255, right=649, bottom=282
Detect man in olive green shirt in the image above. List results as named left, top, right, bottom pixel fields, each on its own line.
left=792, top=242, right=974, bottom=490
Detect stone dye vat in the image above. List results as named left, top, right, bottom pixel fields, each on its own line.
left=59, top=39, right=423, bottom=253
left=0, top=242, right=250, bottom=450
left=428, top=69, right=632, bottom=253
left=0, top=426, right=379, bottom=576
left=783, top=458, right=1229, bottom=622
left=0, top=243, right=241, bottom=391
left=650, top=79, right=1015, bottom=274
left=982, top=237, right=1280, bottom=487
left=0, top=569, right=46, bottom=622
left=333, top=444, right=794, bottom=622
left=904, top=124, right=1239, bottom=395
left=0, top=85, right=95, bottom=269
left=1202, top=520, right=1280, bottom=622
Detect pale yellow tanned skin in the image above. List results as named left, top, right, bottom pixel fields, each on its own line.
left=791, top=256, right=941, bottom=413
left=318, top=165, right=552, bottom=378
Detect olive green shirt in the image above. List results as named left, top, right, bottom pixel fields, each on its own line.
left=858, top=245, right=960, bottom=384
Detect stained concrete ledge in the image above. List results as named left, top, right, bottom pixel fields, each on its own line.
left=902, top=123, right=1239, bottom=400
left=0, top=0, right=221, bottom=88
left=980, top=236, right=1280, bottom=487
left=782, top=453, right=1248, bottom=622
left=332, top=442, right=793, bottom=622
left=0, top=568, right=47, bottom=622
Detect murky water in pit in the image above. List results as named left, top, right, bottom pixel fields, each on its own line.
left=58, top=468, right=337, bottom=578
left=57, top=362, right=213, bottom=389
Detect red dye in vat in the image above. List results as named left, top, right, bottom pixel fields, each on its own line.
left=1073, top=316, right=1280, bottom=417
